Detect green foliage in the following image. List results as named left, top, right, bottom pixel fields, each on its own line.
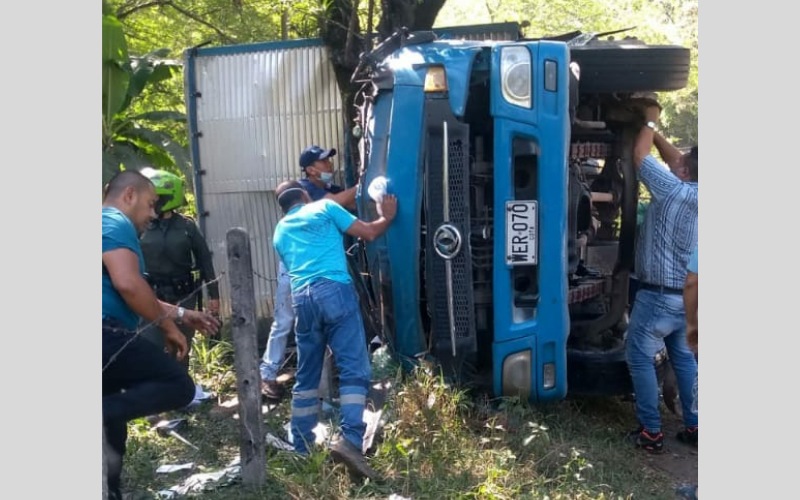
left=123, top=364, right=684, bottom=499
left=437, top=0, right=699, bottom=147
left=101, top=6, right=190, bottom=185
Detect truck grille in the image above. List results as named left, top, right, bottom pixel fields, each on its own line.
left=424, top=105, right=477, bottom=356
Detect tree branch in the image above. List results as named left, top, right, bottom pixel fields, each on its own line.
left=412, top=0, right=447, bottom=30
left=344, top=0, right=361, bottom=68
left=117, top=0, right=237, bottom=43
left=484, top=0, right=497, bottom=24
left=117, top=0, right=167, bottom=19
left=165, top=2, right=237, bottom=43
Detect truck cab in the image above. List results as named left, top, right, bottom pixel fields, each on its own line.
left=350, top=28, right=690, bottom=402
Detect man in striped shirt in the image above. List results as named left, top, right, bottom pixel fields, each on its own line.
left=625, top=100, right=698, bottom=453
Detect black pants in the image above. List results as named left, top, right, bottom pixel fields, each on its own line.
left=139, top=293, right=198, bottom=371
left=102, top=321, right=195, bottom=499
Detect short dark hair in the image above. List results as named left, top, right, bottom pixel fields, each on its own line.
left=276, top=180, right=306, bottom=214
left=103, top=170, right=153, bottom=201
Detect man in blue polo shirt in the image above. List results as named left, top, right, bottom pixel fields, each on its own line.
left=260, top=145, right=359, bottom=400
left=273, top=179, right=396, bottom=480
left=102, top=170, right=219, bottom=500
left=298, top=145, right=357, bottom=210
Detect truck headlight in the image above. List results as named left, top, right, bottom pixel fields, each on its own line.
left=502, top=349, right=532, bottom=400
left=501, top=47, right=531, bottom=108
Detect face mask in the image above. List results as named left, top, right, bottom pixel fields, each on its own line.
left=319, top=172, right=334, bottom=184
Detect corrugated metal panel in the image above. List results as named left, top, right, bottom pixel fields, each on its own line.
left=434, top=22, right=520, bottom=41
left=189, top=42, right=344, bottom=319
left=201, top=190, right=283, bottom=319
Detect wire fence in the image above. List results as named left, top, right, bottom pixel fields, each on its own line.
left=102, top=268, right=284, bottom=372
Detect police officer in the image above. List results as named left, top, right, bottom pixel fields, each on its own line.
left=139, top=168, right=220, bottom=369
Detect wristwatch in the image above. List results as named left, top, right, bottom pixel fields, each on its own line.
left=176, top=306, right=185, bottom=324
left=646, top=121, right=657, bottom=131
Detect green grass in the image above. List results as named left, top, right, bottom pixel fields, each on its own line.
left=121, top=340, right=684, bottom=500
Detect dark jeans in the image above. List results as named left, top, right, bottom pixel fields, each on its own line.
left=102, top=320, right=195, bottom=499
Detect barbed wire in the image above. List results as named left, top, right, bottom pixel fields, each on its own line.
left=252, top=269, right=278, bottom=283
left=102, top=273, right=226, bottom=373
left=103, top=267, right=293, bottom=372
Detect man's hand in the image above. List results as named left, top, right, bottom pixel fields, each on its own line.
left=644, top=104, right=661, bottom=123
left=163, top=322, right=189, bottom=361
left=628, top=92, right=662, bottom=123
left=183, top=309, right=221, bottom=337
left=377, top=194, right=398, bottom=222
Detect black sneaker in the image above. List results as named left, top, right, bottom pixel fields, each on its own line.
left=676, top=426, right=698, bottom=446
left=627, top=426, right=664, bottom=454
left=330, top=438, right=380, bottom=481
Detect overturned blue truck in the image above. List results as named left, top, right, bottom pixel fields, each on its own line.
left=184, top=22, right=691, bottom=403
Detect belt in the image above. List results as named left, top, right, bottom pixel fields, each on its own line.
left=639, top=282, right=683, bottom=295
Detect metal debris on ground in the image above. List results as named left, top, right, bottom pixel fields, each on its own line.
left=265, top=432, right=294, bottom=451
left=157, top=457, right=241, bottom=498
left=155, top=463, right=195, bottom=474
left=361, top=408, right=383, bottom=453
left=152, top=419, right=199, bottom=450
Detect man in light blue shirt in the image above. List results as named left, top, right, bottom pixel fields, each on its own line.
left=273, top=180, right=396, bottom=480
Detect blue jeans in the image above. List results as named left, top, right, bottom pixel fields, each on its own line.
left=260, top=262, right=295, bottom=381
left=626, top=289, right=698, bottom=433
left=290, top=278, right=370, bottom=454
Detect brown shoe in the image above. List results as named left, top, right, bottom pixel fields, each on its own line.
left=330, top=438, right=379, bottom=481
left=261, top=379, right=284, bottom=401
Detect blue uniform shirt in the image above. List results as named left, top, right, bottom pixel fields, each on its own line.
left=299, top=178, right=344, bottom=203
left=102, top=207, right=147, bottom=330
left=273, top=199, right=357, bottom=293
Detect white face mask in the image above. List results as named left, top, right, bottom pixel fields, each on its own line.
left=319, top=172, right=334, bottom=184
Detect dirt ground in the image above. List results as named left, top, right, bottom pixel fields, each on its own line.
left=644, top=410, right=698, bottom=490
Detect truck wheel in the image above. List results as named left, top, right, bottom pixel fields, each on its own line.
left=570, top=42, right=691, bottom=93
left=566, top=343, right=633, bottom=396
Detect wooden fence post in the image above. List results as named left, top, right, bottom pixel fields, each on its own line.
left=227, top=227, right=266, bottom=486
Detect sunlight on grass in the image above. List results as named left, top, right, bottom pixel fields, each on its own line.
left=121, top=354, right=681, bottom=500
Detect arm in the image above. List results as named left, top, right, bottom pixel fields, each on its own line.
left=633, top=105, right=662, bottom=170
left=345, top=194, right=397, bottom=242
left=653, top=132, right=685, bottom=175
left=325, top=185, right=357, bottom=210
left=103, top=248, right=189, bottom=359
left=683, top=271, right=698, bottom=355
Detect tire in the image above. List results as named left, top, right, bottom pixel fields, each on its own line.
left=567, top=343, right=634, bottom=396
left=570, top=43, right=690, bottom=93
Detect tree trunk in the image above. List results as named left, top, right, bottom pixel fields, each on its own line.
left=320, top=0, right=448, bottom=183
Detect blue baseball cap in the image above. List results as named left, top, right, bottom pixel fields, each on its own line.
left=299, top=145, right=336, bottom=168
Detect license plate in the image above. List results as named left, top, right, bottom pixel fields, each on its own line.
left=505, top=201, right=538, bottom=266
